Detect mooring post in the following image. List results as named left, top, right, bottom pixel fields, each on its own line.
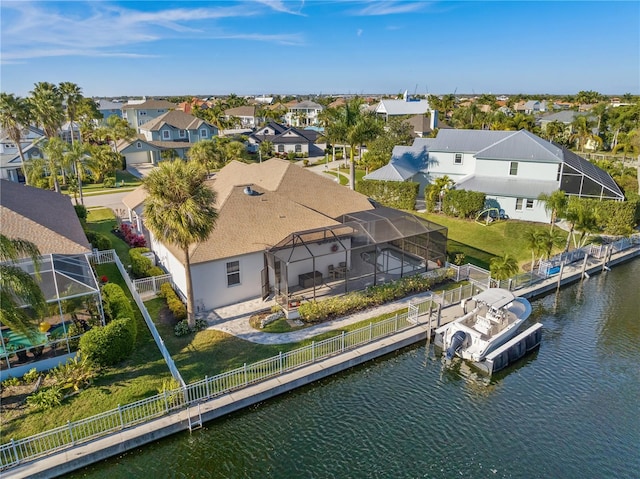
left=556, top=261, right=565, bottom=291
left=602, top=245, right=610, bottom=272
left=437, top=303, right=442, bottom=328
left=581, top=253, right=589, bottom=279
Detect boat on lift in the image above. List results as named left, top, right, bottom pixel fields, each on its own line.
left=436, top=288, right=532, bottom=362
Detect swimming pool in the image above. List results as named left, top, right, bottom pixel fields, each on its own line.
left=361, top=247, right=426, bottom=274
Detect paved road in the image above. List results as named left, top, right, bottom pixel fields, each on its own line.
left=82, top=190, right=131, bottom=213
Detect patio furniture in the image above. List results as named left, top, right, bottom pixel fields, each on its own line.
left=298, top=271, right=322, bottom=288
left=328, top=264, right=336, bottom=279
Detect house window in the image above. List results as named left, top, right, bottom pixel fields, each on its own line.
left=179, top=130, right=186, bottom=138
left=162, top=130, right=171, bottom=140
left=295, top=144, right=302, bottom=153
left=226, top=261, right=240, bottom=286
left=509, top=162, right=518, bottom=176
left=136, top=142, right=142, bottom=149
left=200, top=129, right=208, bottom=138
left=278, top=145, right=284, bottom=153
left=454, top=153, right=463, bottom=165
left=526, top=199, right=534, bottom=209
left=515, top=198, right=523, bottom=210
left=556, top=164, right=562, bottom=181
left=139, top=111, right=147, bottom=116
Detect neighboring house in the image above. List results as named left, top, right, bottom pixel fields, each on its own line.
left=0, top=180, right=100, bottom=379
left=132, top=159, right=448, bottom=312
left=407, top=112, right=441, bottom=138
left=0, top=126, right=46, bottom=182
left=539, top=111, right=600, bottom=150
left=95, top=99, right=124, bottom=125
left=117, top=110, right=218, bottom=166
left=254, top=96, right=274, bottom=105
left=248, top=121, right=321, bottom=156
left=364, top=129, right=623, bottom=223
left=375, top=91, right=431, bottom=120
left=121, top=99, right=177, bottom=130
left=59, top=121, right=82, bottom=144
left=224, top=105, right=258, bottom=129
left=514, top=100, right=542, bottom=115
left=284, top=100, right=324, bottom=127
left=175, top=98, right=209, bottom=115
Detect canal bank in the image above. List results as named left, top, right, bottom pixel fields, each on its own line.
left=5, top=242, right=640, bottom=478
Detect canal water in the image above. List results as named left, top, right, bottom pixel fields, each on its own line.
left=71, top=260, right=640, bottom=479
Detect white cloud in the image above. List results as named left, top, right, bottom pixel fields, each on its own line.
left=254, top=0, right=307, bottom=16
left=354, top=1, right=428, bottom=16
left=0, top=1, right=304, bottom=62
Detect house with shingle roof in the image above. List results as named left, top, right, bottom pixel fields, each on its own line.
left=95, top=99, right=124, bottom=125
left=121, top=99, right=177, bottom=131
left=224, top=105, right=258, bottom=129
left=364, top=129, right=623, bottom=223
left=0, top=180, right=91, bottom=255
left=248, top=121, right=321, bottom=156
left=131, top=159, right=447, bottom=312
left=1, top=126, right=47, bottom=183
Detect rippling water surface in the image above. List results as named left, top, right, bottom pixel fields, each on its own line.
left=72, top=260, right=640, bottom=479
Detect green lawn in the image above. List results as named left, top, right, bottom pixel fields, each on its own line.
left=1, top=264, right=170, bottom=442
left=86, top=208, right=132, bottom=266
left=416, top=213, right=567, bottom=270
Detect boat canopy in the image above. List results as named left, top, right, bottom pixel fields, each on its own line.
left=472, top=288, right=515, bottom=310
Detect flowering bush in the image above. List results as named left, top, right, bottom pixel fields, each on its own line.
left=100, top=275, right=108, bottom=283
left=118, top=222, right=147, bottom=248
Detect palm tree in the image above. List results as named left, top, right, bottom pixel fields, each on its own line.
left=570, top=115, right=601, bottom=152
left=537, top=190, right=567, bottom=232
left=489, top=253, right=519, bottom=281
left=187, top=139, right=221, bottom=174
left=544, top=120, right=567, bottom=143
left=0, top=92, right=32, bottom=185
left=563, top=197, right=599, bottom=251
left=427, top=175, right=454, bottom=212
left=96, top=115, right=136, bottom=152
left=143, top=160, right=218, bottom=328
left=59, top=82, right=84, bottom=145
left=64, top=141, right=88, bottom=204
left=0, top=234, right=47, bottom=342
left=28, top=82, right=64, bottom=139
left=86, top=144, right=122, bottom=183
left=537, top=229, right=565, bottom=260
left=525, top=229, right=544, bottom=277
left=325, top=98, right=383, bottom=190
left=41, top=137, right=67, bottom=192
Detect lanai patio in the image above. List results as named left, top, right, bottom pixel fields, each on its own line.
left=264, top=207, right=447, bottom=313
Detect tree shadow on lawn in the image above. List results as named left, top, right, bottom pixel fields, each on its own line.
left=447, top=240, right=494, bottom=270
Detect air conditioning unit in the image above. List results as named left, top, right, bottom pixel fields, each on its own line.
left=141, top=251, right=156, bottom=266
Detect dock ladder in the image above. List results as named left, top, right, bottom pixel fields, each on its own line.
left=187, top=403, right=203, bottom=432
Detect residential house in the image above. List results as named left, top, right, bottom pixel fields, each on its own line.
left=0, top=126, right=46, bottom=183
left=121, top=99, right=177, bottom=131
left=248, top=121, right=322, bottom=156
left=130, top=159, right=447, bottom=313
left=59, top=121, right=82, bottom=144
left=175, top=98, right=209, bottom=115
left=363, top=129, right=623, bottom=223
left=539, top=111, right=599, bottom=150
left=117, top=110, right=218, bottom=165
left=406, top=112, right=443, bottom=138
left=95, top=99, right=124, bottom=125
left=225, top=105, right=258, bottom=129
left=514, top=100, right=544, bottom=115
left=284, top=100, right=324, bottom=127
left=0, top=180, right=101, bottom=379
left=375, top=91, right=431, bottom=120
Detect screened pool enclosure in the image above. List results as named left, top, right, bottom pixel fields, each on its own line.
left=264, top=208, right=448, bottom=309
left=1, top=253, right=104, bottom=377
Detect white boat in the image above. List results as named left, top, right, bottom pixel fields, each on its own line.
left=438, top=288, right=532, bottom=362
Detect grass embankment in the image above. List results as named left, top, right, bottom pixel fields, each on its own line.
left=417, top=213, right=567, bottom=270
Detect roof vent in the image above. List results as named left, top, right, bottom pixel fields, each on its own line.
left=243, top=186, right=259, bottom=196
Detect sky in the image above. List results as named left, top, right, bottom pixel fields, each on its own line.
left=1, top=1, right=639, bottom=98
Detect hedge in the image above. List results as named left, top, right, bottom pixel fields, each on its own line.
left=85, top=230, right=112, bottom=251
left=130, top=247, right=155, bottom=278
left=442, top=189, right=486, bottom=218
left=159, top=282, right=187, bottom=321
left=100, top=283, right=136, bottom=341
left=589, top=198, right=639, bottom=235
left=356, top=180, right=419, bottom=210
left=79, top=318, right=135, bottom=366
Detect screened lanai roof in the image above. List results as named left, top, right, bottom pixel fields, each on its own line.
left=8, top=253, right=99, bottom=305
left=269, top=207, right=447, bottom=254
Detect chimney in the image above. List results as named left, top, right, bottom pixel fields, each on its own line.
left=430, top=109, right=438, bottom=130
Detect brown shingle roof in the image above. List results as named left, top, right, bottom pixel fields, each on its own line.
left=225, top=105, right=255, bottom=117
left=0, top=180, right=91, bottom=255
left=143, top=159, right=375, bottom=263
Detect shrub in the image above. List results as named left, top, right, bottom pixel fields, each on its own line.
left=74, top=204, right=88, bottom=221
left=1, top=376, right=19, bottom=388
left=149, top=266, right=165, bottom=276
left=85, top=230, right=112, bottom=250
left=160, top=283, right=187, bottom=320
left=101, top=283, right=135, bottom=328
left=442, top=190, right=486, bottom=218
left=103, top=177, right=116, bottom=188
left=130, top=247, right=154, bottom=278
left=26, top=386, right=63, bottom=410
left=49, top=354, right=96, bottom=393
left=79, top=318, right=134, bottom=366
left=23, top=368, right=40, bottom=383
left=174, top=320, right=191, bottom=337
left=357, top=180, right=419, bottom=210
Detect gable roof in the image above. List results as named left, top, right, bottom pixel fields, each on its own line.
left=289, top=100, right=323, bottom=110
left=96, top=99, right=123, bottom=111
left=225, top=105, right=256, bottom=117
left=363, top=143, right=429, bottom=182
left=375, top=99, right=430, bottom=116
left=0, top=180, right=91, bottom=255
left=474, top=129, right=563, bottom=163
left=138, top=110, right=208, bottom=132
left=141, top=159, right=376, bottom=263
left=539, top=111, right=591, bottom=124
left=250, top=122, right=318, bottom=144
left=424, top=129, right=514, bottom=153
